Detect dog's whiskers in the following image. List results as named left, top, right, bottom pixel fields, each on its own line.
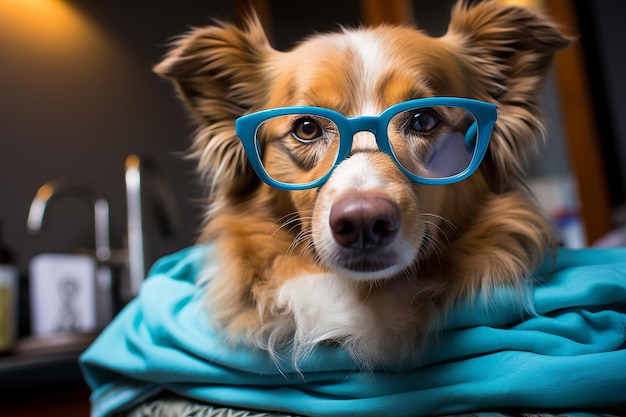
left=270, top=213, right=302, bottom=239
left=288, top=228, right=314, bottom=256
left=268, top=211, right=317, bottom=257
left=425, top=234, right=445, bottom=272
left=402, top=259, right=420, bottom=280
left=421, top=215, right=453, bottom=273
left=423, top=219, right=452, bottom=248
left=423, top=213, right=458, bottom=235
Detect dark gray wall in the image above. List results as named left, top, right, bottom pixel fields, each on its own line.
left=0, top=2, right=234, bottom=273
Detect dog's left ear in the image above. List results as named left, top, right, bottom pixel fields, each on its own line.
left=445, top=1, right=572, bottom=186
left=154, top=14, right=276, bottom=201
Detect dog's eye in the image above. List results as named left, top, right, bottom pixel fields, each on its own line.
left=292, top=117, right=323, bottom=142
left=410, top=108, right=439, bottom=133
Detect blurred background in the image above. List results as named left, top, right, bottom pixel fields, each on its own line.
left=0, top=0, right=624, bottom=415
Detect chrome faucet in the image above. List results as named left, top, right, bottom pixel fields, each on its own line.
left=27, top=156, right=181, bottom=307
left=124, top=155, right=181, bottom=297
left=27, top=179, right=113, bottom=327
left=27, top=179, right=111, bottom=262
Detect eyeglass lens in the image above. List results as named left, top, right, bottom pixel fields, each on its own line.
left=387, top=106, right=478, bottom=179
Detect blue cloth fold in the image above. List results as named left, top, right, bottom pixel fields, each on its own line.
left=80, top=245, right=626, bottom=417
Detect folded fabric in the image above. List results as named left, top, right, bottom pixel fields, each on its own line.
left=80, top=244, right=626, bottom=417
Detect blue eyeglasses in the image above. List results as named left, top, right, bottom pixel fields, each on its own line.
left=235, top=97, right=497, bottom=190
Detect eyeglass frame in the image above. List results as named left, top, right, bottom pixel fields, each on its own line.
left=235, top=97, right=497, bottom=190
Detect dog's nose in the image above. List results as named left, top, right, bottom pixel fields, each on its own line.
left=329, top=195, right=400, bottom=250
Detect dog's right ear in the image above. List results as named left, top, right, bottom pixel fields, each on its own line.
left=154, top=14, right=275, bottom=199
left=445, top=1, right=571, bottom=189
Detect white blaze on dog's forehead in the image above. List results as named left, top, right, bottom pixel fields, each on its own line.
left=343, top=29, right=390, bottom=116
left=326, top=153, right=386, bottom=193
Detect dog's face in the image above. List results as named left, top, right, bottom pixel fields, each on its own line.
left=260, top=29, right=476, bottom=281
left=156, top=2, right=569, bottom=367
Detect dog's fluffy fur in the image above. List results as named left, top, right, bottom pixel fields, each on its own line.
left=155, top=1, right=570, bottom=368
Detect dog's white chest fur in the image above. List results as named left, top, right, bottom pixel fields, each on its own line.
left=275, top=272, right=421, bottom=367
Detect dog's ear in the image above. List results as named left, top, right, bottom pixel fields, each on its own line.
left=154, top=14, right=275, bottom=200
left=445, top=1, right=572, bottom=188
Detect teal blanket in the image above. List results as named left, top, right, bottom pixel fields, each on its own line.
left=80, top=245, right=626, bottom=417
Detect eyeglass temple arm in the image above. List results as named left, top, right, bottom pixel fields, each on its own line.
left=464, top=122, right=478, bottom=152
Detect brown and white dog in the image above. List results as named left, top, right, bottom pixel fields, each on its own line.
left=155, top=1, right=570, bottom=368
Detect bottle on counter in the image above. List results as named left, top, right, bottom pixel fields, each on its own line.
left=0, top=219, right=18, bottom=353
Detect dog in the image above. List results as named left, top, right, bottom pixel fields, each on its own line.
left=154, top=1, right=570, bottom=369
